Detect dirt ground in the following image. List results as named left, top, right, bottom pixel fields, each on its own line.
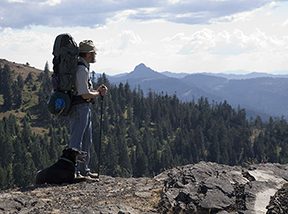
left=0, top=175, right=164, bottom=214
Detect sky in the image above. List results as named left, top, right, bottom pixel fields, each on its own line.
left=0, top=0, right=288, bottom=75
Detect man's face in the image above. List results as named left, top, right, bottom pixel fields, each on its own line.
left=89, top=52, right=97, bottom=63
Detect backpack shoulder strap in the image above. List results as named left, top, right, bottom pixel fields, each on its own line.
left=77, top=61, right=88, bottom=68
left=76, top=60, right=92, bottom=89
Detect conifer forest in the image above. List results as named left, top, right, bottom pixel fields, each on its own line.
left=0, top=62, right=288, bottom=190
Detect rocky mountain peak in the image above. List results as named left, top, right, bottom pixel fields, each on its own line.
left=134, top=63, right=147, bottom=70
left=129, top=63, right=165, bottom=79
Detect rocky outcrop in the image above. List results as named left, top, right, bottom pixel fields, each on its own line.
left=155, top=162, right=288, bottom=214
left=266, top=183, right=288, bottom=214
left=0, top=162, right=287, bottom=213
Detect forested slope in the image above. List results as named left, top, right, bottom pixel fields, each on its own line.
left=0, top=60, right=288, bottom=190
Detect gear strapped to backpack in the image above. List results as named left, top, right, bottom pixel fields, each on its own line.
left=47, top=33, right=89, bottom=116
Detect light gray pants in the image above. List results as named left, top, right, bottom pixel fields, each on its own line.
left=69, top=103, right=92, bottom=175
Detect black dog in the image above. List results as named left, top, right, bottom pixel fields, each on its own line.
left=35, top=147, right=87, bottom=184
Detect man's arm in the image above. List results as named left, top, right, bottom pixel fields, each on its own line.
left=81, top=85, right=108, bottom=100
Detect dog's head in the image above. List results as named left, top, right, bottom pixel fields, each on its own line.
left=61, top=147, right=87, bottom=164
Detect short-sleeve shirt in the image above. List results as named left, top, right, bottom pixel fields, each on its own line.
left=75, top=57, right=93, bottom=95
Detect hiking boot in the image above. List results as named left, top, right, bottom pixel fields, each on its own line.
left=75, top=172, right=85, bottom=178
left=87, top=172, right=99, bottom=179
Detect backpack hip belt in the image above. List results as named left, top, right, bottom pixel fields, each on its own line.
left=72, top=95, right=93, bottom=105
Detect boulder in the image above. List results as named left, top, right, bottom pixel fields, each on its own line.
left=156, top=161, right=288, bottom=213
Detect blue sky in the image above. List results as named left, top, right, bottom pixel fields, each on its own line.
left=0, top=0, right=288, bottom=75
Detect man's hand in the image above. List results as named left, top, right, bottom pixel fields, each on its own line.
left=97, top=84, right=108, bottom=97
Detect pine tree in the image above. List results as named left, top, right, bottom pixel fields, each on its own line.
left=279, top=140, right=288, bottom=163
left=149, top=146, right=161, bottom=175
left=13, top=74, right=24, bottom=108
left=13, top=137, right=27, bottom=187
left=103, top=136, right=118, bottom=176
left=48, top=129, right=61, bottom=163
left=17, top=73, right=24, bottom=89
left=118, top=138, right=132, bottom=177
left=0, top=64, right=3, bottom=94
left=25, top=72, right=33, bottom=85
left=0, top=116, right=15, bottom=168
left=134, top=143, right=148, bottom=177
left=37, top=62, right=52, bottom=122
left=195, top=125, right=206, bottom=161
left=161, top=143, right=173, bottom=171
left=21, top=117, right=33, bottom=149
left=208, top=133, right=220, bottom=163
left=189, top=129, right=199, bottom=163
left=0, top=166, right=5, bottom=189
left=30, top=134, right=46, bottom=170
left=253, top=132, right=265, bottom=162
left=0, top=135, right=13, bottom=168
left=4, top=164, right=14, bottom=189
left=2, top=65, right=13, bottom=110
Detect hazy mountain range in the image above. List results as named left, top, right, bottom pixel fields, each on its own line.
left=106, top=63, right=288, bottom=121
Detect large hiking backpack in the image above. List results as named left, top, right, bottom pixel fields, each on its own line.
left=47, top=33, right=79, bottom=116
left=52, top=33, right=79, bottom=92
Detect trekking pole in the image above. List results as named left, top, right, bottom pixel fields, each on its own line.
left=97, top=95, right=104, bottom=178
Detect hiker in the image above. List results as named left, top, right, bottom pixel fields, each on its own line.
left=69, top=39, right=108, bottom=178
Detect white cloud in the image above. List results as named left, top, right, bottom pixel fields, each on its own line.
left=167, top=0, right=181, bottom=4
left=1, top=0, right=287, bottom=29
left=1, top=0, right=288, bottom=75
left=156, top=26, right=288, bottom=72
left=163, top=27, right=288, bottom=56
left=42, top=0, right=62, bottom=6
left=282, top=19, right=288, bottom=26
left=8, top=0, right=23, bottom=2
left=0, top=28, right=54, bottom=69
left=269, top=1, right=278, bottom=9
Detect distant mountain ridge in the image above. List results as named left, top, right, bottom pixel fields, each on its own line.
left=108, top=63, right=288, bottom=121
left=204, top=72, right=288, bottom=80
left=160, top=70, right=288, bottom=80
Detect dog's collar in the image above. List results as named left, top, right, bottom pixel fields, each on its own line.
left=59, top=157, right=75, bottom=165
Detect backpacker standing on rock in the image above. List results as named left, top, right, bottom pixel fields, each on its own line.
left=69, top=39, right=108, bottom=178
